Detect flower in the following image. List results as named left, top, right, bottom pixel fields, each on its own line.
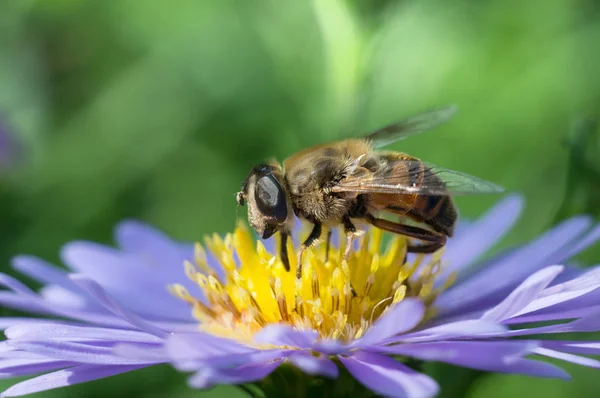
left=2, top=195, right=600, bottom=397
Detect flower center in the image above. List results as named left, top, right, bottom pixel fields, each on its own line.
left=170, top=224, right=455, bottom=343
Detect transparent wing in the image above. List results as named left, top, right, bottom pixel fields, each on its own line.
left=366, top=105, right=458, bottom=148
left=332, top=160, right=504, bottom=196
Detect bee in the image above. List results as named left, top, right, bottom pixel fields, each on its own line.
left=236, top=105, right=503, bottom=279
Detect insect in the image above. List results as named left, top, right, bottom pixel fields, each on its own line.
left=236, top=105, right=503, bottom=279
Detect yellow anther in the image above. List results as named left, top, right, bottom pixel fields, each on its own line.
left=184, top=260, right=198, bottom=282
left=370, top=253, right=380, bottom=273
left=393, top=285, right=407, bottom=304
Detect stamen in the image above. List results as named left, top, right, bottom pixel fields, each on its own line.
left=172, top=225, right=454, bottom=343
left=312, top=268, right=320, bottom=299
left=331, top=287, right=340, bottom=312
left=362, top=273, right=375, bottom=299
left=274, top=277, right=290, bottom=322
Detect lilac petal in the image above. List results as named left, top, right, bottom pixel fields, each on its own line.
left=0, top=359, right=75, bottom=379
left=355, top=298, right=424, bottom=347
left=481, top=266, right=563, bottom=323
left=115, top=220, right=193, bottom=264
left=0, top=274, right=37, bottom=297
left=39, top=285, right=93, bottom=309
left=438, top=217, right=592, bottom=317
left=559, top=223, right=600, bottom=262
left=113, top=343, right=168, bottom=362
left=288, top=352, right=338, bottom=378
left=188, top=359, right=284, bottom=389
left=393, top=320, right=506, bottom=343
left=488, top=308, right=600, bottom=337
left=440, top=195, right=523, bottom=282
left=253, top=324, right=318, bottom=349
left=62, top=242, right=194, bottom=320
left=505, top=305, right=600, bottom=325
left=7, top=340, right=161, bottom=365
left=0, top=292, right=131, bottom=329
left=11, top=256, right=79, bottom=294
left=165, top=332, right=283, bottom=371
left=0, top=364, right=145, bottom=397
left=0, top=293, right=46, bottom=313
left=69, top=275, right=166, bottom=338
left=340, top=351, right=438, bottom=398
left=313, top=339, right=350, bottom=356
left=378, top=341, right=534, bottom=368
left=166, top=332, right=255, bottom=361
left=381, top=341, right=570, bottom=379
left=534, top=347, right=600, bottom=369
left=0, top=318, right=83, bottom=331
left=510, top=266, right=600, bottom=317
left=5, top=324, right=162, bottom=344
left=541, top=341, right=600, bottom=355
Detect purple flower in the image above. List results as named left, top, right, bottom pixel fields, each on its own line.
left=2, top=195, right=600, bottom=397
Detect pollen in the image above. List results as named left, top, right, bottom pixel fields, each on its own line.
left=169, top=223, right=455, bottom=343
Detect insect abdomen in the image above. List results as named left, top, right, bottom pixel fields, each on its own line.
left=411, top=195, right=457, bottom=237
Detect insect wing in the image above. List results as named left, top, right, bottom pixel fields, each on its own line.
left=366, top=105, right=458, bottom=148
left=332, top=160, right=504, bottom=196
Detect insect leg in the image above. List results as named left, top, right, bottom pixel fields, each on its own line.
left=341, top=218, right=359, bottom=297
left=364, top=214, right=446, bottom=254
left=342, top=217, right=357, bottom=261
left=297, top=222, right=322, bottom=279
left=280, top=231, right=290, bottom=272
left=324, top=229, right=333, bottom=263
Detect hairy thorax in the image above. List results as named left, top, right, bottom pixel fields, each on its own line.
left=283, top=140, right=369, bottom=224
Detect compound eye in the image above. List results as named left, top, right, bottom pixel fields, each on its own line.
left=254, top=175, right=288, bottom=222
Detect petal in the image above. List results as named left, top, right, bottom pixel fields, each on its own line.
left=0, top=359, right=75, bottom=379
left=440, top=194, right=523, bottom=282
left=188, top=359, right=284, bottom=389
left=69, top=275, right=167, bottom=338
left=541, top=341, right=600, bottom=356
left=355, top=298, right=424, bottom=347
left=510, top=266, right=600, bottom=317
left=165, top=333, right=288, bottom=371
left=505, top=304, right=600, bottom=325
left=340, top=352, right=438, bottom=398
left=115, top=220, right=193, bottom=264
left=253, top=324, right=318, bottom=349
left=394, top=320, right=507, bottom=343
left=61, top=242, right=192, bottom=321
left=5, top=323, right=162, bottom=344
left=0, top=364, right=146, bottom=397
left=312, top=339, right=350, bottom=356
left=378, top=341, right=570, bottom=379
left=533, top=347, right=600, bottom=369
left=113, top=344, right=168, bottom=363
left=0, top=318, right=83, bottom=331
left=485, top=308, right=600, bottom=337
left=0, top=274, right=37, bottom=297
left=481, top=266, right=563, bottom=323
left=287, top=352, right=338, bottom=378
left=559, top=223, right=600, bottom=261
left=438, top=216, right=592, bottom=318
left=11, top=256, right=79, bottom=295
left=377, top=341, right=535, bottom=369
left=0, top=292, right=131, bottom=329
left=7, top=341, right=162, bottom=365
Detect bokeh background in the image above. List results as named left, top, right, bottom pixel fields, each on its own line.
left=1, top=0, right=600, bottom=396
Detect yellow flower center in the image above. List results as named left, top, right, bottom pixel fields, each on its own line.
left=170, top=224, right=456, bottom=343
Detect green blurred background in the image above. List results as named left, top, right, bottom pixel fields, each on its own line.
left=1, top=0, right=600, bottom=396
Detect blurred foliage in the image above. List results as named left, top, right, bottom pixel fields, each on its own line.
left=1, top=0, right=600, bottom=396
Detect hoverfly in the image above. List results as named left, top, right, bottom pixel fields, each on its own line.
left=237, top=105, right=503, bottom=279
